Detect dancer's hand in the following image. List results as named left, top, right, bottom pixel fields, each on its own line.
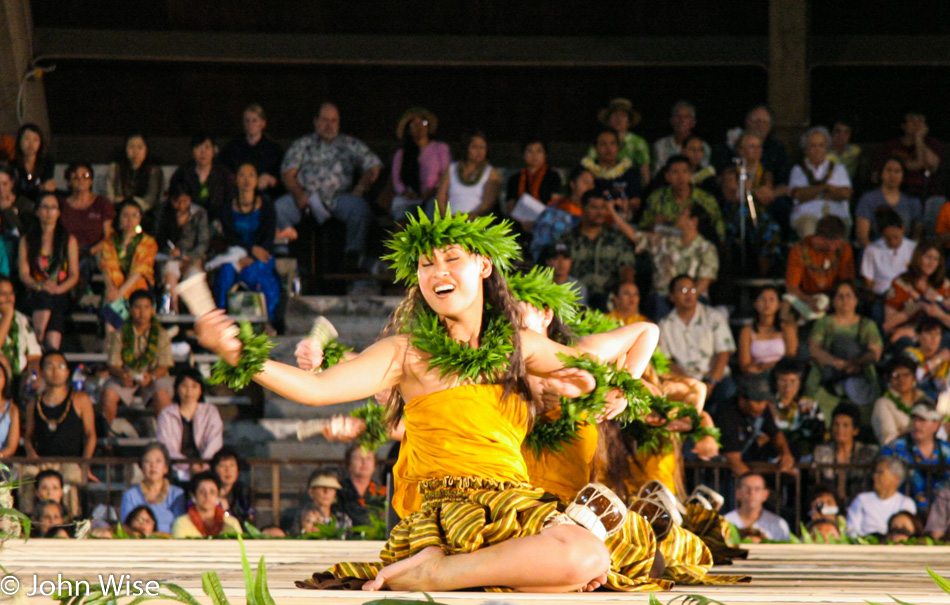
left=599, top=388, right=627, bottom=421
left=323, top=415, right=366, bottom=442
left=692, top=435, right=719, bottom=461
left=546, top=367, right=595, bottom=399
left=196, top=309, right=242, bottom=366
left=295, top=339, right=325, bottom=372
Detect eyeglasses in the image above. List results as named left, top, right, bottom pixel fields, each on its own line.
left=44, top=363, right=68, bottom=371
left=678, top=287, right=697, bottom=294
left=70, top=172, right=92, bottom=180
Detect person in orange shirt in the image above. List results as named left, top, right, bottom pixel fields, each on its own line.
left=883, top=241, right=950, bottom=343
left=607, top=282, right=648, bottom=325
left=784, top=215, right=854, bottom=320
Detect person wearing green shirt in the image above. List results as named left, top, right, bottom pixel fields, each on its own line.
left=587, top=98, right=651, bottom=188
left=639, top=156, right=725, bottom=240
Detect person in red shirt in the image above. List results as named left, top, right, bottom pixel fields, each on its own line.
left=785, top=215, right=854, bottom=318
left=884, top=241, right=950, bottom=343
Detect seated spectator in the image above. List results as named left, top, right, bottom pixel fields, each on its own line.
left=588, top=98, right=651, bottom=188
left=435, top=131, right=502, bottom=217
left=874, top=111, right=943, bottom=201
left=855, top=157, right=921, bottom=248
left=171, top=471, right=243, bottom=538
left=390, top=107, right=450, bottom=221
left=715, top=374, right=795, bottom=477
left=219, top=104, right=284, bottom=200
left=157, top=368, right=223, bottom=483
left=0, top=164, right=35, bottom=258
left=925, top=485, right=950, bottom=540
left=860, top=208, right=915, bottom=303
left=336, top=445, right=386, bottom=527
left=120, top=443, right=186, bottom=535
left=169, top=134, right=235, bottom=213
left=659, top=275, right=737, bottom=411
left=885, top=510, right=924, bottom=542
left=719, top=159, right=784, bottom=279
left=884, top=241, right=950, bottom=344
left=806, top=518, right=841, bottom=542
left=10, top=123, right=55, bottom=200
left=872, top=357, right=934, bottom=446
left=123, top=505, right=165, bottom=538
left=0, top=364, right=18, bottom=459
left=538, top=242, right=588, bottom=306
left=213, top=446, right=255, bottom=526
left=60, top=163, right=115, bottom=277
left=881, top=401, right=950, bottom=511
left=106, top=133, right=163, bottom=216
left=276, top=103, right=382, bottom=272
left=732, top=132, right=784, bottom=210
left=784, top=216, right=854, bottom=321
left=807, top=487, right=844, bottom=526
left=18, top=194, right=80, bottom=349
left=556, top=191, right=635, bottom=310
left=293, top=472, right=352, bottom=535
left=738, top=287, right=798, bottom=376
left=827, top=116, right=863, bottom=182
left=812, top=402, right=879, bottom=503
left=904, top=318, right=950, bottom=400
left=788, top=126, right=853, bottom=239
left=606, top=282, right=647, bottom=325
left=101, top=291, right=174, bottom=429
left=770, top=357, right=823, bottom=458
left=33, top=469, right=72, bottom=516
left=98, top=200, right=158, bottom=331
left=724, top=471, right=791, bottom=542
left=581, top=128, right=642, bottom=221
left=506, top=140, right=562, bottom=212
left=681, top=134, right=717, bottom=195
left=638, top=155, right=724, bottom=240
left=157, top=184, right=209, bottom=314
left=32, top=500, right=68, bottom=538
left=845, top=457, right=916, bottom=538
left=212, top=163, right=281, bottom=324
left=653, top=101, right=710, bottom=176
left=528, top=166, right=592, bottom=261
left=806, top=281, right=882, bottom=407
left=0, top=276, right=41, bottom=389
left=721, top=106, right=791, bottom=186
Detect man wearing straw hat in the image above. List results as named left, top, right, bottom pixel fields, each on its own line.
left=586, top=98, right=652, bottom=188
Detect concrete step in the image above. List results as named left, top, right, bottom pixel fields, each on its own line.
left=222, top=416, right=395, bottom=460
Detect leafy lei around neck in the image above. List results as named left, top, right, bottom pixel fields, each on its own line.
left=408, top=305, right=514, bottom=385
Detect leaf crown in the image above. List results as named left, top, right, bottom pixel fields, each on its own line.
left=506, top=266, right=581, bottom=324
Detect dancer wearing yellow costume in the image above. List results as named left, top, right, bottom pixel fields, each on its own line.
left=196, top=208, right=657, bottom=593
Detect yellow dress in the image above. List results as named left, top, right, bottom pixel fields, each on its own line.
left=522, top=409, right=598, bottom=504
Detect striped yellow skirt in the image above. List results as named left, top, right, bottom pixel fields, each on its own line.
left=681, top=502, right=749, bottom=566
left=660, top=524, right=750, bottom=585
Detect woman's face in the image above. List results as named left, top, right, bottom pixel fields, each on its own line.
left=192, top=140, right=215, bottom=166
left=236, top=164, right=258, bottom=193
left=129, top=510, right=155, bottom=536
left=119, top=204, right=142, bottom=235
left=888, top=514, right=916, bottom=541
left=214, top=457, right=240, bottom=487
left=683, top=138, right=705, bottom=168
left=595, top=133, right=619, bottom=165
left=607, top=110, right=629, bottom=133
left=615, top=283, right=640, bottom=314
left=19, top=129, right=41, bottom=157
left=776, top=372, right=801, bottom=403
left=142, top=448, right=168, bottom=482
left=177, top=376, right=202, bottom=406
left=810, top=492, right=837, bottom=517
left=918, top=247, right=942, bottom=277
left=0, top=172, right=13, bottom=197
left=0, top=280, right=15, bottom=309
left=193, top=480, right=220, bottom=512
left=889, top=364, right=917, bottom=394
left=754, top=289, right=781, bottom=318
left=831, top=413, right=858, bottom=445
left=570, top=171, right=595, bottom=197
left=38, top=503, right=63, bottom=533
left=172, top=192, right=192, bottom=214
left=37, top=477, right=63, bottom=503
left=243, top=111, right=266, bottom=139
left=407, top=115, right=428, bottom=140
left=37, top=195, right=60, bottom=226
left=308, top=485, right=337, bottom=509
left=523, top=142, right=546, bottom=170
left=738, top=135, right=763, bottom=164
left=832, top=285, right=857, bottom=315
left=69, top=165, right=93, bottom=194
left=126, top=136, right=147, bottom=168
left=417, top=246, right=491, bottom=320
left=466, top=136, right=487, bottom=164
left=881, top=159, right=904, bottom=189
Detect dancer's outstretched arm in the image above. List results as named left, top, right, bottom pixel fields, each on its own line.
left=575, top=322, right=659, bottom=378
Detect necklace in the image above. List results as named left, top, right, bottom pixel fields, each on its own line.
left=37, top=389, right=72, bottom=432
left=409, top=306, right=513, bottom=385
left=122, top=318, right=161, bottom=371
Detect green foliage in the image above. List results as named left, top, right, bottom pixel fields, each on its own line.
left=300, top=517, right=348, bottom=540
left=202, top=571, right=230, bottom=605
left=320, top=339, right=353, bottom=370
left=667, top=595, right=730, bottom=605
left=349, top=514, right=388, bottom=541
left=383, top=205, right=521, bottom=285
left=651, top=348, right=672, bottom=375
left=208, top=321, right=275, bottom=391
left=619, top=393, right=721, bottom=456
left=411, top=306, right=513, bottom=384
left=568, top=308, right=621, bottom=337
left=363, top=592, right=447, bottom=604
left=351, top=400, right=390, bottom=453
left=506, top=265, right=581, bottom=323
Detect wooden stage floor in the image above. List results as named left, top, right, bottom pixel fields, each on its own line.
left=4, top=539, right=950, bottom=604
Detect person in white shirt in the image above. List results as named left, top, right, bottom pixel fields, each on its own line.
left=846, top=457, right=917, bottom=537
left=789, top=126, right=853, bottom=238
left=861, top=209, right=916, bottom=297
left=724, top=472, right=791, bottom=542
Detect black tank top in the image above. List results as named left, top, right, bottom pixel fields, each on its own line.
left=33, top=389, right=85, bottom=457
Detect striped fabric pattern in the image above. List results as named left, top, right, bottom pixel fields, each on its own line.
left=661, top=523, right=750, bottom=584
left=681, top=502, right=749, bottom=566
left=604, top=510, right=672, bottom=591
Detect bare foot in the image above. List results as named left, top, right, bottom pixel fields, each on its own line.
left=362, top=546, right=444, bottom=591
left=580, top=572, right=607, bottom=592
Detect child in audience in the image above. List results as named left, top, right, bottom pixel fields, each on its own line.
left=903, top=317, right=950, bottom=400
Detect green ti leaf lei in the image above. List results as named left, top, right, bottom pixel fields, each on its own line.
left=506, top=266, right=581, bottom=324
left=620, top=394, right=721, bottom=456
left=350, top=400, right=389, bottom=453
left=884, top=390, right=916, bottom=417
left=383, top=205, right=521, bottom=286
left=121, top=317, right=161, bottom=372
left=114, top=229, right=145, bottom=278
left=651, top=349, right=672, bottom=375
left=1, top=315, right=19, bottom=376
left=320, top=339, right=353, bottom=371
left=208, top=321, right=275, bottom=391
left=568, top=308, right=622, bottom=337
left=410, top=306, right=514, bottom=385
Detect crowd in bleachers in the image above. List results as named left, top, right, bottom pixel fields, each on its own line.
left=2, top=95, right=950, bottom=543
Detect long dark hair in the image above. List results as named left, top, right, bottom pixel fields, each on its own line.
left=752, top=285, right=781, bottom=333
left=905, top=240, right=946, bottom=288
left=116, top=133, right=155, bottom=200
left=26, top=193, right=69, bottom=280
left=399, top=129, right=422, bottom=195
left=158, top=182, right=194, bottom=249
left=594, top=422, right=637, bottom=503
left=13, top=123, right=47, bottom=167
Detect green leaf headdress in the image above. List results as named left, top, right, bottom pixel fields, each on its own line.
left=383, top=205, right=521, bottom=285
left=506, top=266, right=581, bottom=324
left=568, top=308, right=622, bottom=337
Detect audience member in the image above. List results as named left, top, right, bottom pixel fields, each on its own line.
left=18, top=194, right=79, bottom=349
left=32, top=500, right=68, bottom=538
left=884, top=241, right=950, bottom=343
left=157, top=368, right=223, bottom=482
left=885, top=510, right=924, bottom=542
left=99, top=200, right=158, bottom=330
left=874, top=111, right=943, bottom=200
left=925, top=485, right=950, bottom=540
left=807, top=487, right=844, bottom=525
left=538, top=242, right=588, bottom=306
left=0, top=276, right=41, bottom=387
left=784, top=216, right=854, bottom=320
left=606, top=282, right=647, bottom=325
left=638, top=156, right=724, bottom=240
left=788, top=126, right=853, bottom=238
left=212, top=163, right=280, bottom=323
left=219, top=104, right=284, bottom=199
left=157, top=183, right=210, bottom=313
left=723, top=106, right=790, bottom=185
left=293, top=471, right=352, bottom=535
left=101, top=291, right=174, bottom=429
left=106, top=133, right=163, bottom=215
left=0, top=164, right=35, bottom=257
left=277, top=102, right=382, bottom=271
left=168, top=134, right=235, bottom=212
left=581, top=128, right=642, bottom=220
left=34, top=469, right=65, bottom=508
left=171, top=471, right=242, bottom=538
left=715, top=374, right=795, bottom=477
left=336, top=445, right=386, bottom=527
left=880, top=401, right=950, bottom=511
left=120, top=443, right=186, bottom=535
left=61, top=163, right=115, bottom=287
left=845, top=457, right=916, bottom=538
left=435, top=131, right=502, bottom=217
left=390, top=107, right=450, bottom=220
left=10, top=124, right=55, bottom=200
left=872, top=357, right=934, bottom=446
left=812, top=402, right=880, bottom=503
left=769, top=357, right=823, bottom=458
left=123, top=505, right=164, bottom=538
left=719, top=161, right=784, bottom=279
left=506, top=140, right=562, bottom=209
left=589, top=98, right=651, bottom=186
left=659, top=274, right=737, bottom=410
left=724, top=471, right=791, bottom=542
left=806, top=518, right=841, bottom=542
left=738, top=287, right=798, bottom=376
left=653, top=101, right=710, bottom=175
left=528, top=166, right=592, bottom=261
left=682, top=135, right=717, bottom=194
left=860, top=209, right=916, bottom=303
left=556, top=190, right=635, bottom=310
left=903, top=318, right=950, bottom=400
left=0, top=363, right=18, bottom=458
left=212, top=446, right=256, bottom=526
left=732, top=132, right=783, bottom=209
left=855, top=157, right=921, bottom=248
left=827, top=117, right=863, bottom=181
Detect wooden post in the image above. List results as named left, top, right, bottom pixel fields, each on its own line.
left=271, top=462, right=280, bottom=525
left=768, top=0, right=809, bottom=152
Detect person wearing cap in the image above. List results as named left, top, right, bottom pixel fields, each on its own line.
left=390, top=107, right=451, bottom=221
left=539, top=242, right=588, bottom=306
left=714, top=373, right=795, bottom=479
left=528, top=166, right=592, bottom=262
left=587, top=98, right=651, bottom=188
left=723, top=472, right=791, bottom=542
left=293, top=470, right=352, bottom=535
left=845, top=457, right=916, bottom=538
left=880, top=401, right=950, bottom=511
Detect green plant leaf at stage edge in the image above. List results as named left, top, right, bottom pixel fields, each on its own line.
left=928, top=567, right=950, bottom=595
left=363, top=592, right=447, bottom=605
left=202, top=571, right=230, bottom=605
left=667, top=595, right=729, bottom=605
